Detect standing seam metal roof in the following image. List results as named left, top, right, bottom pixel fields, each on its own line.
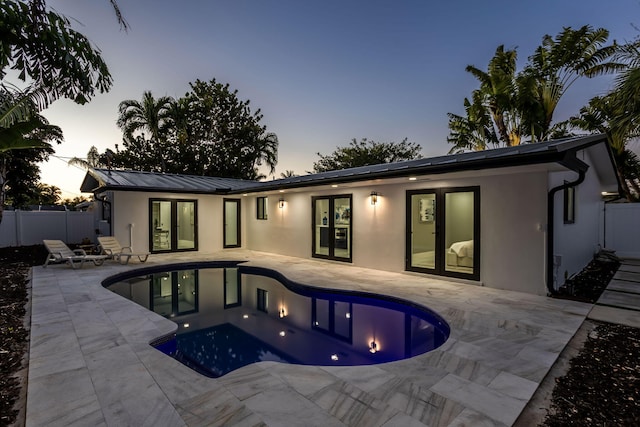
left=80, top=134, right=613, bottom=195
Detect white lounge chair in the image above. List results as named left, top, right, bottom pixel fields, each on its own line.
left=98, top=236, right=150, bottom=265
left=43, top=239, right=108, bottom=269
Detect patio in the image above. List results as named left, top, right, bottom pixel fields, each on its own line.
left=26, top=250, right=593, bottom=426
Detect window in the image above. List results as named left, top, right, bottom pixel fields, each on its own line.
left=256, top=197, right=268, bottom=220
left=564, top=183, right=575, bottom=224
left=150, top=199, right=197, bottom=252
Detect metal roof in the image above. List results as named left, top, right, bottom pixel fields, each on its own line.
left=80, top=134, right=616, bottom=194
left=80, top=169, right=265, bottom=194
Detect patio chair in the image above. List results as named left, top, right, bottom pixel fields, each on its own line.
left=98, top=236, right=150, bottom=265
left=43, top=239, right=108, bottom=269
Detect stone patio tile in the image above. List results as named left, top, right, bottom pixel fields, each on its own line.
left=26, top=367, right=104, bottom=427
left=176, top=387, right=265, bottom=427
left=430, top=374, right=524, bottom=426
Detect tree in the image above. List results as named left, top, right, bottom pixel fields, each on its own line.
left=115, top=91, right=174, bottom=172
left=568, top=94, right=640, bottom=200
left=448, top=26, right=622, bottom=151
left=67, top=145, right=106, bottom=170
left=113, top=79, right=279, bottom=180
left=0, top=0, right=125, bottom=223
left=0, top=85, right=62, bottom=220
left=312, top=138, right=422, bottom=173
left=280, top=170, right=298, bottom=178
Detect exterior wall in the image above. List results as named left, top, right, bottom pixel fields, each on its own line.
left=550, top=148, right=606, bottom=290
left=111, top=191, right=230, bottom=253
left=245, top=171, right=549, bottom=294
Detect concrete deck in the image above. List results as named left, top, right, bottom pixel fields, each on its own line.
left=26, top=251, right=595, bottom=427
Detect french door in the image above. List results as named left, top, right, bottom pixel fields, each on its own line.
left=312, top=195, right=352, bottom=262
left=150, top=199, right=197, bottom=252
left=406, top=187, right=479, bottom=280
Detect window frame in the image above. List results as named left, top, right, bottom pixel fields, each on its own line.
left=563, top=182, right=576, bottom=224
left=256, top=196, right=268, bottom=220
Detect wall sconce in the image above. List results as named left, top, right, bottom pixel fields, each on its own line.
left=279, top=307, right=286, bottom=318
left=369, top=341, right=378, bottom=353
left=278, top=197, right=285, bottom=208
left=370, top=191, right=378, bottom=206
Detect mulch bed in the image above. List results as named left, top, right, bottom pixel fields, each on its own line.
left=0, top=246, right=638, bottom=425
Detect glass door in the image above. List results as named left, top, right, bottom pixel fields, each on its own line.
left=406, top=188, right=479, bottom=280
left=408, top=192, right=437, bottom=271
left=224, top=199, right=241, bottom=248
left=312, top=195, right=352, bottom=262
left=150, top=199, right=198, bottom=252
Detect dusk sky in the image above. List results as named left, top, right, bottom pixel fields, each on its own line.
left=39, top=0, right=640, bottom=198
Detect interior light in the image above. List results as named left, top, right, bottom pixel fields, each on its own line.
left=331, top=354, right=339, bottom=361
left=279, top=189, right=285, bottom=193
left=369, top=341, right=378, bottom=354
left=370, top=191, right=378, bottom=205
left=278, top=197, right=285, bottom=208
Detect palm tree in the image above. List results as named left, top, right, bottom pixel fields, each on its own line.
left=280, top=170, right=297, bottom=178
left=67, top=146, right=105, bottom=170
left=525, top=25, right=624, bottom=141
left=447, top=91, right=499, bottom=153
left=568, top=94, right=639, bottom=200
left=117, top=91, right=174, bottom=172
left=449, top=26, right=622, bottom=151
left=465, top=45, right=522, bottom=146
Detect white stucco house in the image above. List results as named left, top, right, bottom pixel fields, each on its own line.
left=80, top=135, right=620, bottom=295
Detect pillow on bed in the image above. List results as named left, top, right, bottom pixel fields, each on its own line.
left=449, top=240, right=473, bottom=258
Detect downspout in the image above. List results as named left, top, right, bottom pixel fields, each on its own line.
left=546, top=169, right=586, bottom=296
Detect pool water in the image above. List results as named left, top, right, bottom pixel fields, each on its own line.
left=105, top=263, right=450, bottom=378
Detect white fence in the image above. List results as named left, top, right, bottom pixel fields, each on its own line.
left=605, top=202, right=640, bottom=258
left=0, top=210, right=97, bottom=247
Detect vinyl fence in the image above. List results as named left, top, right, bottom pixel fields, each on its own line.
left=605, top=202, right=640, bottom=258
left=0, top=210, right=97, bottom=247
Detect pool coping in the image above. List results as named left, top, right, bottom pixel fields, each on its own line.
left=26, top=250, right=592, bottom=426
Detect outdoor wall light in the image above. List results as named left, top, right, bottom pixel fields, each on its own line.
left=279, top=307, right=286, bottom=318
left=369, top=341, right=378, bottom=353
left=278, top=197, right=285, bottom=208
left=370, top=191, right=378, bottom=205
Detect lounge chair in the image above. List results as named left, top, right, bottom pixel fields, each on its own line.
left=43, top=239, right=108, bottom=269
left=98, top=236, right=150, bottom=265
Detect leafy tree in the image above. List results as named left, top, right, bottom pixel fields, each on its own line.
left=449, top=26, right=622, bottom=151
left=0, top=0, right=125, bottom=223
left=113, top=79, right=278, bottom=180
left=312, top=138, right=422, bottom=173
left=60, top=195, right=91, bottom=210
left=0, top=85, right=62, bottom=220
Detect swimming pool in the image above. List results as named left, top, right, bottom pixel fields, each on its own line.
left=104, top=262, right=450, bottom=378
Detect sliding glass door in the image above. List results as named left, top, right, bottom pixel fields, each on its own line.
left=406, top=188, right=479, bottom=280
left=312, top=195, right=352, bottom=262
left=150, top=199, right=197, bottom=252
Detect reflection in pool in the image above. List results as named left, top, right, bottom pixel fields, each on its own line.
left=105, top=265, right=450, bottom=378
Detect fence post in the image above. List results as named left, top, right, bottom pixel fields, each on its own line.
left=15, top=210, right=22, bottom=246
